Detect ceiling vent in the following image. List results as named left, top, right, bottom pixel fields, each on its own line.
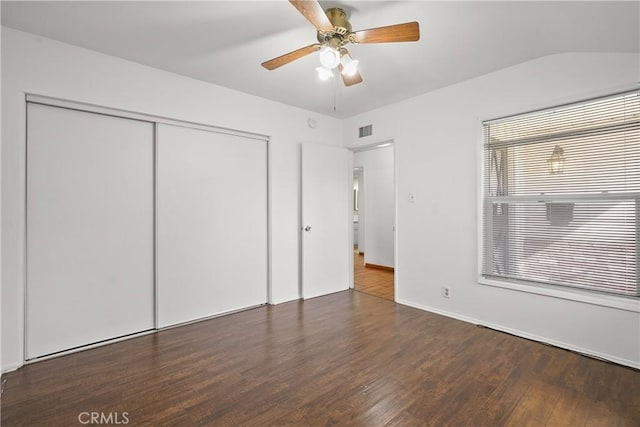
left=358, top=124, right=373, bottom=138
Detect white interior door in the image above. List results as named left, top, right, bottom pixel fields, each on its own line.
left=301, top=143, right=351, bottom=299
left=156, top=124, right=268, bottom=328
left=26, top=103, right=155, bottom=359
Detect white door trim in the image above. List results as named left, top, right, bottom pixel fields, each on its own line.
left=348, top=140, right=397, bottom=301
left=26, top=94, right=269, bottom=142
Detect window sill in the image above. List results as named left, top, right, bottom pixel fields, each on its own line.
left=478, top=277, right=640, bottom=313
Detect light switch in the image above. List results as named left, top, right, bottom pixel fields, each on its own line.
left=408, top=193, right=416, bottom=203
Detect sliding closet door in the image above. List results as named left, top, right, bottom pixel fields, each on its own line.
left=156, top=124, right=267, bottom=328
left=26, top=103, right=155, bottom=359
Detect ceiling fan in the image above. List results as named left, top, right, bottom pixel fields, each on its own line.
left=261, top=0, right=420, bottom=87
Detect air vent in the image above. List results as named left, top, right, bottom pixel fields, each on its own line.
left=358, top=124, right=373, bottom=138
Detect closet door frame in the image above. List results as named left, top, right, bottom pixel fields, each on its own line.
left=23, top=94, right=272, bottom=362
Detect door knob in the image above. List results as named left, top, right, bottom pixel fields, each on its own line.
left=304, top=225, right=312, bottom=232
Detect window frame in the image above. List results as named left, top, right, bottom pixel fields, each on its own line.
left=476, top=90, right=640, bottom=313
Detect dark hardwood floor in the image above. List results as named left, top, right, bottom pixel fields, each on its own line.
left=354, top=251, right=394, bottom=301
left=2, top=291, right=638, bottom=426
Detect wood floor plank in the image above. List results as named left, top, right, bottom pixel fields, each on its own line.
left=1, top=291, right=638, bottom=426
left=354, top=251, right=394, bottom=300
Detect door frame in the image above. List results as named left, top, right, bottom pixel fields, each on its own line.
left=348, top=140, right=398, bottom=301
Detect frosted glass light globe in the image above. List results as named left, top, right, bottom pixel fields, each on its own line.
left=316, top=66, right=334, bottom=81
left=319, top=46, right=340, bottom=69
left=341, top=55, right=359, bottom=76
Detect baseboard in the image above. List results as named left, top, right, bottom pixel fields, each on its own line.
left=395, top=298, right=640, bottom=370
left=1, top=362, right=23, bottom=374
left=302, top=288, right=350, bottom=300
left=364, top=263, right=394, bottom=272
left=270, top=295, right=302, bottom=305
left=160, top=303, right=266, bottom=331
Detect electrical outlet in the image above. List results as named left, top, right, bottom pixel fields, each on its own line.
left=442, top=286, right=451, bottom=298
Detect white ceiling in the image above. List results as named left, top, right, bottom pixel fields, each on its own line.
left=2, top=1, right=638, bottom=118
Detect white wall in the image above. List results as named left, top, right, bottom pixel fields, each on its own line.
left=344, top=52, right=640, bottom=368
left=0, top=9, right=3, bottom=375
left=354, top=146, right=394, bottom=268
left=354, top=169, right=364, bottom=252
left=1, top=27, right=342, bottom=372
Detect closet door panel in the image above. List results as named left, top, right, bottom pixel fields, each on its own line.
left=157, top=124, right=267, bottom=328
left=26, top=103, right=155, bottom=359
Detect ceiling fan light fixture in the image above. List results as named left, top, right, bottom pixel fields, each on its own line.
left=319, top=46, right=341, bottom=69
left=316, top=66, right=334, bottom=81
left=340, top=54, right=359, bottom=77
left=262, top=0, right=421, bottom=88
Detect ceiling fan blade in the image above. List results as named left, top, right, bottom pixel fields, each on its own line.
left=289, top=0, right=334, bottom=33
left=351, top=21, right=420, bottom=44
left=339, top=64, right=363, bottom=87
left=262, top=44, right=321, bottom=70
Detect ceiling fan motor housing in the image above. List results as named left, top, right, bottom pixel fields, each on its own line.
left=317, top=8, right=352, bottom=46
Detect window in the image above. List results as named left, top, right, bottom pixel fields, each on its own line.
left=482, top=91, right=639, bottom=298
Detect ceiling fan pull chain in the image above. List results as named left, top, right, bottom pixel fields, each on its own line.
left=333, top=77, right=337, bottom=111
left=333, top=68, right=340, bottom=112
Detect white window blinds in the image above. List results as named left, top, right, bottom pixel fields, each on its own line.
left=482, top=91, right=639, bottom=297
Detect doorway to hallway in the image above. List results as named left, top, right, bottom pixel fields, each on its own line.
left=353, top=250, right=394, bottom=300
left=351, top=141, right=395, bottom=301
